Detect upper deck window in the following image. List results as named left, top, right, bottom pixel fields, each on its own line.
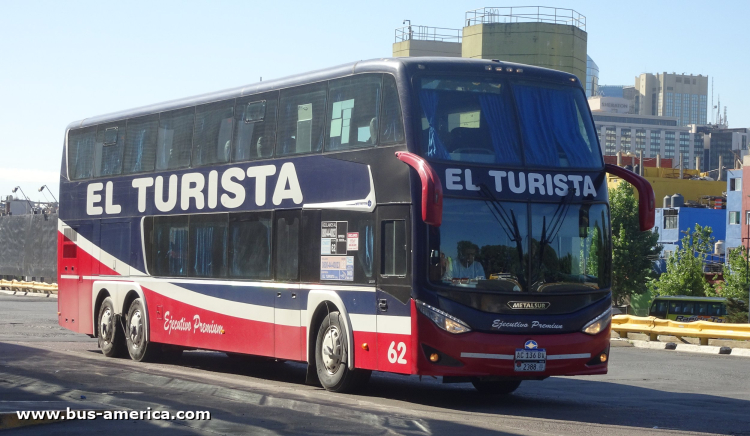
left=417, top=77, right=521, bottom=165
left=68, top=127, right=96, bottom=180
left=325, top=75, right=381, bottom=151
left=234, top=92, right=278, bottom=162
left=416, top=76, right=602, bottom=169
left=276, top=83, right=326, bottom=156
left=512, top=82, right=601, bottom=168
left=94, top=122, right=126, bottom=177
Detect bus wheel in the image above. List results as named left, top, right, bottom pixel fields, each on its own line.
left=471, top=378, right=522, bottom=395
left=125, top=298, right=159, bottom=362
left=98, top=297, right=125, bottom=357
left=315, top=312, right=370, bottom=393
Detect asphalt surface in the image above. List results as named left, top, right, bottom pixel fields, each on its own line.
left=1, top=293, right=749, bottom=435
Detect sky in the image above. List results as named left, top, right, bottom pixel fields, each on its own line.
left=2, top=0, right=748, bottom=202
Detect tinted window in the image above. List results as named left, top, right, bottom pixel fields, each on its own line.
left=234, top=92, right=278, bottom=161
left=669, top=301, right=680, bottom=314
left=275, top=211, right=300, bottom=281
left=153, top=215, right=189, bottom=277
left=123, top=115, right=159, bottom=174
left=326, top=75, right=381, bottom=150
left=228, top=212, right=272, bottom=280
left=189, top=214, right=228, bottom=278
left=68, top=127, right=96, bottom=180
left=320, top=211, right=375, bottom=284
left=276, top=83, right=326, bottom=156
left=94, top=122, right=126, bottom=177
left=193, top=101, right=234, bottom=167
left=156, top=108, right=194, bottom=170
left=382, top=220, right=406, bottom=276
left=380, top=74, right=404, bottom=144
left=99, top=221, right=130, bottom=265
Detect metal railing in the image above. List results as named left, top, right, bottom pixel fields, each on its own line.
left=465, top=6, right=586, bottom=31
left=0, top=279, right=57, bottom=295
left=394, top=25, right=462, bottom=43
left=612, top=314, right=750, bottom=345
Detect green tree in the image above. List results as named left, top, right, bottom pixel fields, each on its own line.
left=649, top=224, right=714, bottom=297
left=609, top=182, right=662, bottom=305
left=716, top=247, right=750, bottom=300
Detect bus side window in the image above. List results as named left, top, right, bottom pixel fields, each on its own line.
left=156, top=107, right=194, bottom=170
left=380, top=74, right=404, bottom=145
left=233, top=92, right=279, bottom=162
left=193, top=100, right=234, bottom=167
left=682, top=302, right=695, bottom=315
left=123, top=114, right=159, bottom=175
left=94, top=122, right=126, bottom=177
left=669, top=301, right=680, bottom=314
left=189, top=213, right=228, bottom=278
left=276, top=83, right=326, bottom=156
left=381, top=220, right=407, bottom=276
left=326, top=74, right=381, bottom=151
left=697, top=302, right=708, bottom=315
left=228, top=212, right=273, bottom=280
left=152, top=215, right=189, bottom=277
left=275, top=211, right=301, bottom=281
left=68, top=127, right=97, bottom=180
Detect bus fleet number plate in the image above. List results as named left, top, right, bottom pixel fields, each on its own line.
left=514, top=349, right=546, bottom=372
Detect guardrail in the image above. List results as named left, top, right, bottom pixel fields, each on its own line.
left=612, top=315, right=750, bottom=345
left=0, top=280, right=57, bottom=295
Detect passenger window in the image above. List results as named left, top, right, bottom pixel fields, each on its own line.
left=152, top=215, right=189, bottom=277
left=193, top=101, right=234, bottom=167
left=156, top=108, right=194, bottom=170
left=380, top=75, right=405, bottom=144
left=319, top=211, right=375, bottom=284
left=94, top=122, right=126, bottom=177
left=123, top=114, right=159, bottom=174
left=697, top=303, right=708, bottom=315
left=381, top=220, right=406, bottom=276
left=234, top=92, right=278, bottom=162
left=189, top=214, right=228, bottom=278
left=669, top=302, right=680, bottom=314
left=682, top=303, right=694, bottom=315
left=326, top=75, right=381, bottom=150
left=276, top=84, right=326, bottom=156
left=68, top=127, right=97, bottom=180
left=228, top=212, right=273, bottom=280
left=275, top=211, right=300, bottom=281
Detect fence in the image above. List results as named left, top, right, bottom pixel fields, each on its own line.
left=0, top=213, right=57, bottom=280
left=465, top=6, right=586, bottom=30
left=0, top=279, right=57, bottom=295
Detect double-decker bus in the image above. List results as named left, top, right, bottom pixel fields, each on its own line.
left=58, top=57, right=654, bottom=394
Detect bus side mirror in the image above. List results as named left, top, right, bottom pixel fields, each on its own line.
left=395, top=152, right=443, bottom=226
left=605, top=164, right=655, bottom=231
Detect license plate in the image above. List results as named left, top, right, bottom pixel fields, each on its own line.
left=514, top=348, right=546, bottom=372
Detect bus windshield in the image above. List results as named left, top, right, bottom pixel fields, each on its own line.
left=416, top=76, right=601, bottom=168
left=430, top=198, right=611, bottom=293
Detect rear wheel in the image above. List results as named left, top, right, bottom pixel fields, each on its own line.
left=471, top=378, right=522, bottom=395
left=315, top=312, right=370, bottom=393
left=125, top=298, right=160, bottom=362
left=98, top=297, right=125, bottom=357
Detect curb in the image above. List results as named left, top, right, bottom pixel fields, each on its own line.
left=614, top=338, right=745, bottom=356
left=0, top=290, right=57, bottom=299
left=0, top=411, right=63, bottom=430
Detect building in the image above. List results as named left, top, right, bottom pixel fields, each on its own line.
left=588, top=96, right=632, bottom=114
left=608, top=165, right=725, bottom=208
left=695, top=125, right=749, bottom=182
left=586, top=55, right=599, bottom=98
left=634, top=73, right=708, bottom=126
left=725, top=169, right=742, bottom=257
left=653, top=205, right=726, bottom=274
left=393, top=6, right=588, bottom=83
left=598, top=85, right=626, bottom=98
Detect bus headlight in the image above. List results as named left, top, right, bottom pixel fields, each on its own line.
left=416, top=301, right=471, bottom=334
left=582, top=307, right=612, bottom=335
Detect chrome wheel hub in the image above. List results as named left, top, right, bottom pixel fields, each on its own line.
left=100, top=308, right=112, bottom=342
left=321, top=326, right=343, bottom=374
left=129, top=309, right=143, bottom=349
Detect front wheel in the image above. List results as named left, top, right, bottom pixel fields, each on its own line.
left=315, top=312, right=370, bottom=393
left=471, top=378, right=522, bottom=395
left=98, top=296, right=125, bottom=357
left=125, top=298, right=160, bottom=362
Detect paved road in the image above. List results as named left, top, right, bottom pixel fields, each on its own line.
left=1, top=293, right=748, bottom=435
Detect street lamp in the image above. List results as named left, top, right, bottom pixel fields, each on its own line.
left=11, top=186, right=34, bottom=213
left=38, top=185, right=58, bottom=203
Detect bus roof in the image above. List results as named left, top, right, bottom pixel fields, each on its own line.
left=652, top=296, right=727, bottom=302
left=65, top=57, right=579, bottom=132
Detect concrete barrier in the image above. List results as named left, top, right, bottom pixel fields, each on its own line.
left=0, top=279, right=57, bottom=295
left=612, top=314, right=750, bottom=345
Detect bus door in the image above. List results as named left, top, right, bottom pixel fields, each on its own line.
left=274, top=210, right=302, bottom=361
left=375, top=205, right=412, bottom=374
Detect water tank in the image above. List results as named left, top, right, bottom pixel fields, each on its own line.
left=663, top=195, right=672, bottom=208
left=715, top=240, right=725, bottom=256
left=671, top=193, right=685, bottom=208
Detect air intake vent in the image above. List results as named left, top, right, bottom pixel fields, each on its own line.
left=64, top=228, right=77, bottom=242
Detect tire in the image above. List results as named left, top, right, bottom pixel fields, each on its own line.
left=97, top=296, right=125, bottom=358
left=471, top=378, right=522, bottom=395
left=315, top=312, right=370, bottom=393
left=125, top=298, right=160, bottom=362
